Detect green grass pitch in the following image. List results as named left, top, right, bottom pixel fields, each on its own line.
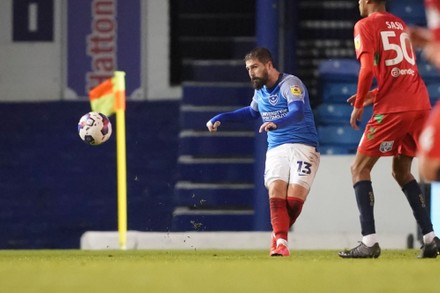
left=0, top=249, right=438, bottom=292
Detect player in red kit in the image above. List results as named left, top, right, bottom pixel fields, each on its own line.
left=419, top=103, right=440, bottom=181
left=410, top=0, right=440, bottom=68
left=338, top=0, right=440, bottom=258
left=411, top=0, right=440, bottom=182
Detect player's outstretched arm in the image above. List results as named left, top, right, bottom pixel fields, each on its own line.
left=206, top=106, right=260, bottom=132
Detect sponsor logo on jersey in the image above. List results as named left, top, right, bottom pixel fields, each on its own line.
left=268, top=94, right=278, bottom=106
left=261, top=109, right=288, bottom=121
left=390, top=67, right=415, bottom=77
left=290, top=85, right=302, bottom=96
left=379, top=140, right=394, bottom=153
left=354, top=34, right=361, bottom=50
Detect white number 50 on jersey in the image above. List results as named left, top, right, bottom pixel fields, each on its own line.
left=380, top=31, right=415, bottom=66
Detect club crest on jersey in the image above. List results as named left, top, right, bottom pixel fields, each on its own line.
left=268, top=95, right=278, bottom=106
left=290, top=85, right=302, bottom=96
left=354, top=34, right=361, bottom=50
left=379, top=141, right=394, bottom=153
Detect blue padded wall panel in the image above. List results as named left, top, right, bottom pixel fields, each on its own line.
left=174, top=184, right=254, bottom=208
left=0, top=101, right=179, bottom=248
left=171, top=211, right=254, bottom=231
left=178, top=135, right=254, bottom=157
left=182, top=84, right=253, bottom=106
left=177, top=161, right=254, bottom=183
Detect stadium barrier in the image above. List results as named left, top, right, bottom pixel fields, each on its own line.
left=82, top=156, right=424, bottom=250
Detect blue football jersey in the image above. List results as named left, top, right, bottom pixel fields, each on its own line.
left=250, top=73, right=319, bottom=149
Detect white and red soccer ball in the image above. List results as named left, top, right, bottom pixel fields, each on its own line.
left=78, top=112, right=112, bottom=145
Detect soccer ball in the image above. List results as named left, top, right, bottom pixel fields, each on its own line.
left=78, top=112, right=112, bottom=145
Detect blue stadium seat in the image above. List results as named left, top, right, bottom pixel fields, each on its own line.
left=319, top=145, right=358, bottom=155
left=318, top=124, right=363, bottom=155
left=388, top=0, right=426, bottom=26
left=318, top=59, right=359, bottom=82
left=318, top=125, right=363, bottom=146
left=418, top=61, right=440, bottom=83
left=315, top=103, right=373, bottom=126
left=318, top=59, right=360, bottom=104
left=320, top=82, right=358, bottom=103
left=415, top=48, right=424, bottom=62
left=427, top=83, right=440, bottom=106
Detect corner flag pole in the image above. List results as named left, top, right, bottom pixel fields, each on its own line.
left=113, top=71, right=127, bottom=250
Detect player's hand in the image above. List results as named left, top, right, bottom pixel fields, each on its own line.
left=350, top=107, right=363, bottom=130
left=347, top=92, right=374, bottom=107
left=347, top=94, right=357, bottom=106
left=206, top=120, right=221, bottom=132
left=424, top=41, right=440, bottom=69
left=259, top=122, right=277, bottom=133
left=408, top=26, right=431, bottom=48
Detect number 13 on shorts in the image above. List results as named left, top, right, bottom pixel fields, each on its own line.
left=296, top=161, right=312, bottom=175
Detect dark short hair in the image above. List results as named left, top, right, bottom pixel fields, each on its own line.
left=243, top=47, right=273, bottom=64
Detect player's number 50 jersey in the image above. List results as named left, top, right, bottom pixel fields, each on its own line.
left=354, top=12, right=430, bottom=113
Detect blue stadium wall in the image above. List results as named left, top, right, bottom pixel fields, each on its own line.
left=0, top=101, right=179, bottom=248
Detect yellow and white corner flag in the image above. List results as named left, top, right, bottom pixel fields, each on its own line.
left=89, top=71, right=128, bottom=250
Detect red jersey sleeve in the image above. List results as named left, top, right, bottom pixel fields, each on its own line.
left=354, top=21, right=375, bottom=59
left=354, top=53, right=374, bottom=109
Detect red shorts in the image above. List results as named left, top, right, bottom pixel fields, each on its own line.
left=358, top=110, right=430, bottom=157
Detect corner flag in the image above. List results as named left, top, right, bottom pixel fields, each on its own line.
left=89, top=71, right=128, bottom=250
left=89, top=71, right=127, bottom=116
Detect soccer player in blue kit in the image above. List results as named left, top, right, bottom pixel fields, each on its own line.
left=206, top=48, right=320, bottom=256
